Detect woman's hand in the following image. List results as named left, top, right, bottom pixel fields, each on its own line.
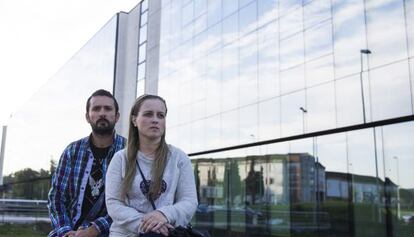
left=140, top=210, right=173, bottom=236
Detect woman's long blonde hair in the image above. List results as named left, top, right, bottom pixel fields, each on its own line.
left=120, top=94, right=170, bottom=201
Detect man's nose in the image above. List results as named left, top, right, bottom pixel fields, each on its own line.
left=98, top=109, right=107, bottom=116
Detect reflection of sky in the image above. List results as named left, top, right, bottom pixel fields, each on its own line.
left=158, top=0, right=413, bottom=156
left=3, top=16, right=118, bottom=175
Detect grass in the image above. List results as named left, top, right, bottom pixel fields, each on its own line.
left=0, top=222, right=50, bottom=237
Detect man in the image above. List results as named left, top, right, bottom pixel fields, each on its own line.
left=48, top=89, right=126, bottom=237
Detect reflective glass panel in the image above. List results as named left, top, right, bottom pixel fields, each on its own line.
left=279, top=6, right=303, bottom=40
left=304, top=0, right=331, bottom=29
left=317, top=133, right=351, bottom=236
left=407, top=1, right=414, bottom=57
left=137, top=62, right=146, bottom=81
left=238, top=1, right=257, bottom=36
left=194, top=0, right=207, bottom=18
left=222, top=11, right=238, bottom=45
left=139, top=24, right=147, bottom=44
left=206, top=50, right=221, bottom=116
left=207, top=22, right=222, bottom=53
left=258, top=21, right=279, bottom=100
left=411, top=60, right=414, bottom=110
left=365, top=0, right=407, bottom=68
left=190, top=119, right=205, bottom=152
left=381, top=121, right=414, bottom=237
left=207, top=0, right=222, bottom=27
left=221, top=110, right=239, bottom=148
left=204, top=115, right=221, bottom=150
left=281, top=90, right=305, bottom=137
left=305, top=54, right=334, bottom=87
left=332, top=0, right=366, bottom=78
left=194, top=13, right=207, bottom=36
left=335, top=75, right=364, bottom=127
left=305, top=21, right=333, bottom=62
left=138, top=42, right=147, bottom=63
left=4, top=16, right=118, bottom=174
left=306, top=82, right=336, bottom=133
left=141, top=10, right=148, bottom=26
left=280, top=33, right=304, bottom=70
left=239, top=33, right=258, bottom=106
left=136, top=78, right=145, bottom=97
left=258, top=97, right=280, bottom=141
left=221, top=44, right=239, bottom=111
left=258, top=0, right=278, bottom=27
left=239, top=104, right=258, bottom=145
left=369, top=61, right=411, bottom=121
left=348, top=128, right=387, bottom=237
left=182, top=1, right=194, bottom=26
left=280, top=64, right=305, bottom=95
left=223, top=0, right=238, bottom=18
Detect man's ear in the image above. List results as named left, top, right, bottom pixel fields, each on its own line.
left=115, top=112, right=120, bottom=123
left=85, top=113, right=91, bottom=123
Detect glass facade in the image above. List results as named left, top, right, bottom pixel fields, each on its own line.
left=3, top=15, right=119, bottom=175
left=153, top=0, right=414, bottom=236
left=157, top=0, right=413, bottom=153
left=137, top=0, right=149, bottom=96
left=191, top=121, right=414, bottom=237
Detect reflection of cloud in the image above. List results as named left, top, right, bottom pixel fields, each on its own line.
left=3, top=17, right=117, bottom=175
left=158, top=0, right=413, bottom=155
left=369, top=61, right=411, bottom=120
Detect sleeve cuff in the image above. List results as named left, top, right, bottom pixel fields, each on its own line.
left=56, top=225, right=72, bottom=237
left=91, top=216, right=111, bottom=234
left=157, top=206, right=175, bottom=225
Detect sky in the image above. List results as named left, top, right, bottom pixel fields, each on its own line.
left=0, top=0, right=139, bottom=126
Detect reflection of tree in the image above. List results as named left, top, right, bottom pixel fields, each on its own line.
left=224, top=160, right=242, bottom=204
left=245, top=159, right=264, bottom=205
left=7, top=168, right=50, bottom=199
left=207, top=166, right=217, bottom=186
left=194, top=162, right=200, bottom=202
left=0, top=161, right=54, bottom=199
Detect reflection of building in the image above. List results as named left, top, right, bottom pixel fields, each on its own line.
left=326, top=172, right=386, bottom=203
left=288, top=153, right=326, bottom=203
left=5, top=0, right=414, bottom=236
left=194, top=153, right=326, bottom=206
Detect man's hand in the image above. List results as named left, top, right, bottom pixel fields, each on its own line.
left=64, top=230, right=77, bottom=237
left=73, top=225, right=100, bottom=237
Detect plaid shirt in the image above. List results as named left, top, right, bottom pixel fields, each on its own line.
left=48, top=133, right=126, bottom=237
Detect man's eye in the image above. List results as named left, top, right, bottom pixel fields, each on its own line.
left=157, top=113, right=165, bottom=119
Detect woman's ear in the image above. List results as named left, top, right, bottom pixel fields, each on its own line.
left=131, top=115, right=137, bottom=127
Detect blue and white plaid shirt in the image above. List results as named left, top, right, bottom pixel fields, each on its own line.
left=48, top=133, right=126, bottom=237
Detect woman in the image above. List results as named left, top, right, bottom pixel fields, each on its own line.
left=106, top=94, right=198, bottom=237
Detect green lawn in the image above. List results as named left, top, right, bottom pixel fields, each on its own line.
left=0, top=223, right=50, bottom=237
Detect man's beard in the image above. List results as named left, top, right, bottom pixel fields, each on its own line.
left=90, top=118, right=115, bottom=136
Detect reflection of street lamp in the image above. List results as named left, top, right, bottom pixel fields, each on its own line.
left=299, top=107, right=307, bottom=133
left=360, top=49, right=371, bottom=123
left=394, top=156, right=400, bottom=219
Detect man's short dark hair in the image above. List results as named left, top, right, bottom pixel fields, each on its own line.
left=86, top=89, right=119, bottom=113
